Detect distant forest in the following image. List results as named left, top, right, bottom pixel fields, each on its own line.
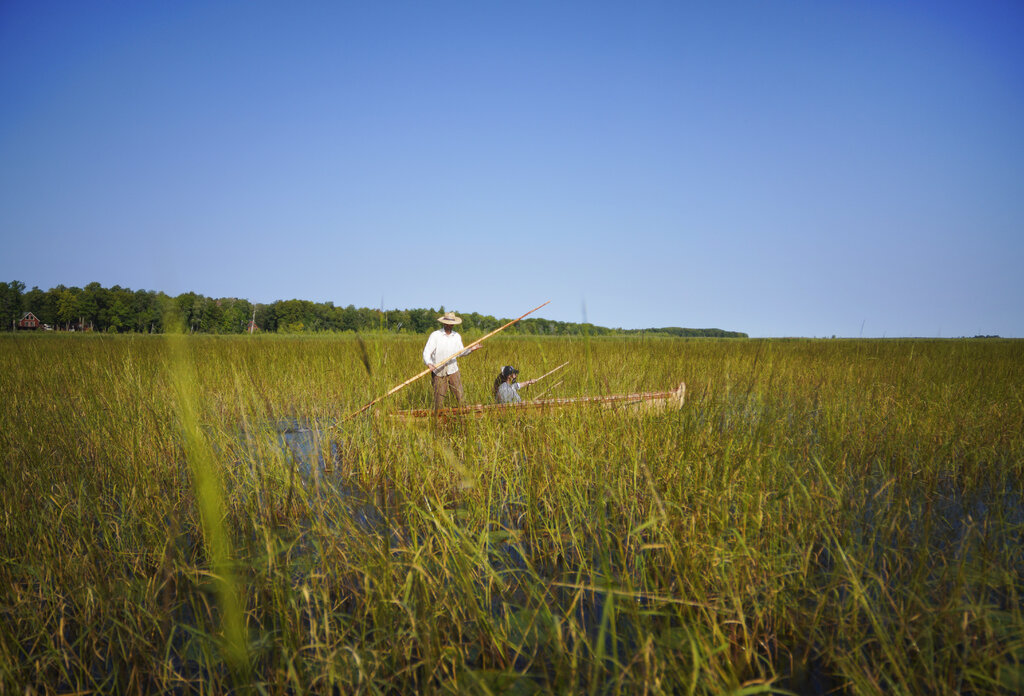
left=0, top=281, right=747, bottom=338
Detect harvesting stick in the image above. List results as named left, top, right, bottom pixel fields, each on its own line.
left=341, top=300, right=551, bottom=421
left=520, top=360, right=570, bottom=388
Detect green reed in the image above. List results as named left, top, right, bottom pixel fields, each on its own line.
left=1, top=334, right=1022, bottom=694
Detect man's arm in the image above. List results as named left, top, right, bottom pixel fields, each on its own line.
left=423, top=332, right=437, bottom=369
left=455, top=334, right=481, bottom=358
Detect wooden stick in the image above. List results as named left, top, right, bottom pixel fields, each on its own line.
left=342, top=301, right=551, bottom=420
left=522, top=360, right=569, bottom=387
left=533, top=379, right=563, bottom=400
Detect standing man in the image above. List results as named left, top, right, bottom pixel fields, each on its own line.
left=423, top=311, right=480, bottom=410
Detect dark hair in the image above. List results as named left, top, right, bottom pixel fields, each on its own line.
left=492, top=365, right=518, bottom=398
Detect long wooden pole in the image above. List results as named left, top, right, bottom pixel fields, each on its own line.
left=342, top=300, right=551, bottom=420
left=522, top=360, right=569, bottom=387
left=533, top=379, right=564, bottom=400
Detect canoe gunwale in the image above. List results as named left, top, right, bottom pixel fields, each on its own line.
left=386, top=382, right=686, bottom=419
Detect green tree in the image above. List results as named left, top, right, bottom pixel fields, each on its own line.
left=22, top=286, right=55, bottom=326
left=175, top=292, right=221, bottom=333
left=218, top=298, right=252, bottom=334
left=0, top=280, right=25, bottom=330
left=132, top=289, right=164, bottom=333
left=56, top=286, right=83, bottom=329
left=255, top=303, right=277, bottom=332
left=276, top=299, right=320, bottom=332
left=387, top=309, right=410, bottom=332
left=101, top=285, right=133, bottom=332
left=201, top=298, right=224, bottom=333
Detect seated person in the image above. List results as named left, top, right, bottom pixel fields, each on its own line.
left=493, top=365, right=538, bottom=404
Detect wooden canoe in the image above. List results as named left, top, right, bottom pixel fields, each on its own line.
left=389, top=383, right=686, bottom=419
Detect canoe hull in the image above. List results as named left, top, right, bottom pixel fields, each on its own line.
left=389, top=383, right=686, bottom=419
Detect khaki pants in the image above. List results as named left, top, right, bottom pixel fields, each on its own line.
left=432, top=371, right=465, bottom=410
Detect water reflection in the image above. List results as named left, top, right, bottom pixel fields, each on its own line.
left=235, top=418, right=1023, bottom=696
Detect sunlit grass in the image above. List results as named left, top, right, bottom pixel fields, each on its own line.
left=1, top=334, right=1022, bottom=693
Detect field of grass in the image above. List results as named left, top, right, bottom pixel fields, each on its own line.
left=1, top=333, right=1022, bottom=694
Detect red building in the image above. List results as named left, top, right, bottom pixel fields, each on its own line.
left=17, top=312, right=41, bottom=330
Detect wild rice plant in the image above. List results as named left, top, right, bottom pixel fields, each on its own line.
left=1, top=334, right=1021, bottom=694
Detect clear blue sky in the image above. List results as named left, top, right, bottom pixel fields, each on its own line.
left=2, top=1, right=1022, bottom=337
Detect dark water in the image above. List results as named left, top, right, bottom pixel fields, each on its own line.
left=244, top=419, right=1023, bottom=695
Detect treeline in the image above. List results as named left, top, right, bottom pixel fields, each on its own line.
left=0, top=280, right=747, bottom=337
left=621, top=326, right=748, bottom=338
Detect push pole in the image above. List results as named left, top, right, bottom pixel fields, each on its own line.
left=342, top=301, right=551, bottom=420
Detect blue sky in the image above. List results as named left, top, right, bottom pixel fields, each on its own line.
left=1, top=1, right=1022, bottom=337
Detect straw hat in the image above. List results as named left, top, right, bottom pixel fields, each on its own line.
left=437, top=311, right=462, bottom=325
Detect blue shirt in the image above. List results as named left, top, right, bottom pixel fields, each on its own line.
left=495, top=381, right=521, bottom=404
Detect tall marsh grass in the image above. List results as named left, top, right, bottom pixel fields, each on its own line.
left=1, top=334, right=1022, bottom=694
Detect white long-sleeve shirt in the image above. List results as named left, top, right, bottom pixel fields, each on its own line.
left=422, top=329, right=468, bottom=376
